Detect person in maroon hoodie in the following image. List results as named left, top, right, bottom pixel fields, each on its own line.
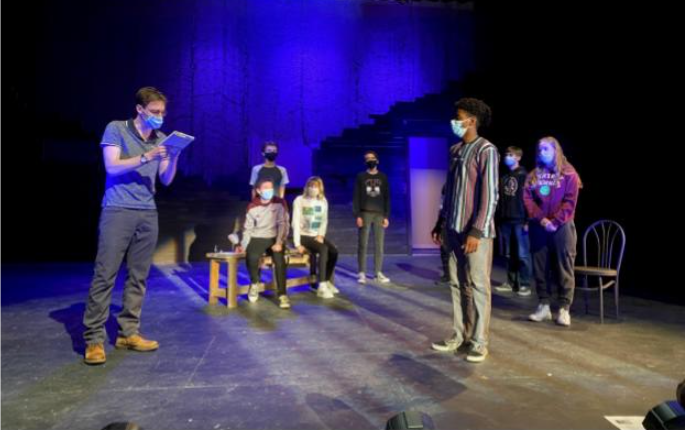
left=524, top=136, right=582, bottom=327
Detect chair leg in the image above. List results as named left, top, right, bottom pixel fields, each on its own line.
left=614, top=279, right=620, bottom=320
left=272, top=265, right=277, bottom=291
left=583, top=276, right=589, bottom=315
left=598, top=277, right=604, bottom=324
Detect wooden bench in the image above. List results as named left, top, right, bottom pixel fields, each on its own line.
left=206, top=250, right=317, bottom=308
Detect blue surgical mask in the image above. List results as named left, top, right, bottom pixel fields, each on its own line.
left=260, top=189, right=274, bottom=201
left=146, top=113, right=164, bottom=130
left=504, top=156, right=517, bottom=167
left=539, top=153, right=554, bottom=165
left=451, top=119, right=467, bottom=138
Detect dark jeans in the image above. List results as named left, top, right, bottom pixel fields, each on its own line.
left=300, top=235, right=338, bottom=283
left=246, top=237, right=287, bottom=296
left=530, top=222, right=577, bottom=309
left=499, top=221, right=532, bottom=288
left=357, top=211, right=386, bottom=274
left=83, top=207, right=159, bottom=345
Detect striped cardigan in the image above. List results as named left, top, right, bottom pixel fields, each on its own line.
left=442, top=137, right=499, bottom=239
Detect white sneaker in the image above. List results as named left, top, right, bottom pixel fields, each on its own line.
left=528, top=303, right=552, bottom=322
left=316, top=282, right=335, bottom=299
left=279, top=295, right=291, bottom=309
left=327, top=282, right=340, bottom=294
left=358, top=273, right=367, bottom=284
left=248, top=284, right=260, bottom=303
left=375, top=272, right=390, bottom=283
left=556, top=308, right=571, bottom=327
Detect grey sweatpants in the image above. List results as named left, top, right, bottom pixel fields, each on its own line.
left=445, top=229, right=493, bottom=349
left=83, top=207, right=158, bottom=345
left=357, top=211, right=386, bottom=274
left=530, top=222, right=577, bottom=309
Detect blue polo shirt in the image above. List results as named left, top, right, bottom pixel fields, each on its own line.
left=100, top=120, right=165, bottom=210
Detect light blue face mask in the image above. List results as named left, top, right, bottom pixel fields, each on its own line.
left=146, top=113, right=164, bottom=130
left=260, top=189, right=274, bottom=201
left=539, top=152, right=554, bottom=165
left=450, top=119, right=467, bottom=138
left=504, top=156, right=517, bottom=167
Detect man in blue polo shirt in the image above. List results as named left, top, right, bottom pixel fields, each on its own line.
left=83, top=87, right=184, bottom=365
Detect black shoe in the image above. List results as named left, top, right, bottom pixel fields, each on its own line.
left=517, top=286, right=532, bottom=297
left=465, top=345, right=488, bottom=363
left=431, top=338, right=461, bottom=352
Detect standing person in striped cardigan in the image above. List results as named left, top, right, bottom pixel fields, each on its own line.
left=431, top=98, right=499, bottom=363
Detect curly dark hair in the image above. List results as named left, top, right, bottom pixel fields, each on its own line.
left=455, top=98, right=492, bottom=128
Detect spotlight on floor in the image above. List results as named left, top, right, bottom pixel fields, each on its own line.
left=385, top=411, right=435, bottom=430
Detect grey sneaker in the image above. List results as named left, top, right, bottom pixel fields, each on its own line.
left=466, top=344, right=489, bottom=363
left=248, top=284, right=260, bottom=303
left=556, top=308, right=571, bottom=327
left=431, top=338, right=462, bottom=353
left=357, top=273, right=367, bottom=284
left=528, top=303, right=552, bottom=322
left=375, top=272, right=391, bottom=283
left=494, top=283, right=514, bottom=293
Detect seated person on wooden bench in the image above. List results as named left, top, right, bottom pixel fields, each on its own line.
left=292, top=176, right=339, bottom=299
left=235, top=179, right=291, bottom=309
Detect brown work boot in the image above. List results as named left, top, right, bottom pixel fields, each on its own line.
left=115, top=334, right=159, bottom=352
left=84, top=343, right=106, bottom=365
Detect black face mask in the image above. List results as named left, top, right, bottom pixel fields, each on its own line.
left=264, top=152, right=278, bottom=162
left=366, top=160, right=378, bottom=169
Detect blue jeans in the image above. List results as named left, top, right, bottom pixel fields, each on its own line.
left=499, top=221, right=532, bottom=288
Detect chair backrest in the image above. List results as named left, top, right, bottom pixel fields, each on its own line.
left=582, top=220, right=626, bottom=273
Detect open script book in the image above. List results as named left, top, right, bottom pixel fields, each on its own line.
left=159, top=131, right=195, bottom=151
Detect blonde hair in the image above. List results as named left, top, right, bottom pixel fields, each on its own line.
left=303, top=176, right=326, bottom=199
left=530, top=136, right=583, bottom=188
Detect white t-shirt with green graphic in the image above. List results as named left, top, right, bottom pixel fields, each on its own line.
left=292, top=196, right=328, bottom=247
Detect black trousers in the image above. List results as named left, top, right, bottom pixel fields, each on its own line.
left=300, top=235, right=339, bottom=282
left=246, top=237, right=287, bottom=295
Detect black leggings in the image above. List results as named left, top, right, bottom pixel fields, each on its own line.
left=246, top=237, right=287, bottom=295
left=300, top=236, right=338, bottom=283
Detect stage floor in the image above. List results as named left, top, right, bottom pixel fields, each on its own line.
left=2, top=256, right=683, bottom=430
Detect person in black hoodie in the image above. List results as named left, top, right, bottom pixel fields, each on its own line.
left=495, top=146, right=532, bottom=297
left=353, top=150, right=391, bottom=284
